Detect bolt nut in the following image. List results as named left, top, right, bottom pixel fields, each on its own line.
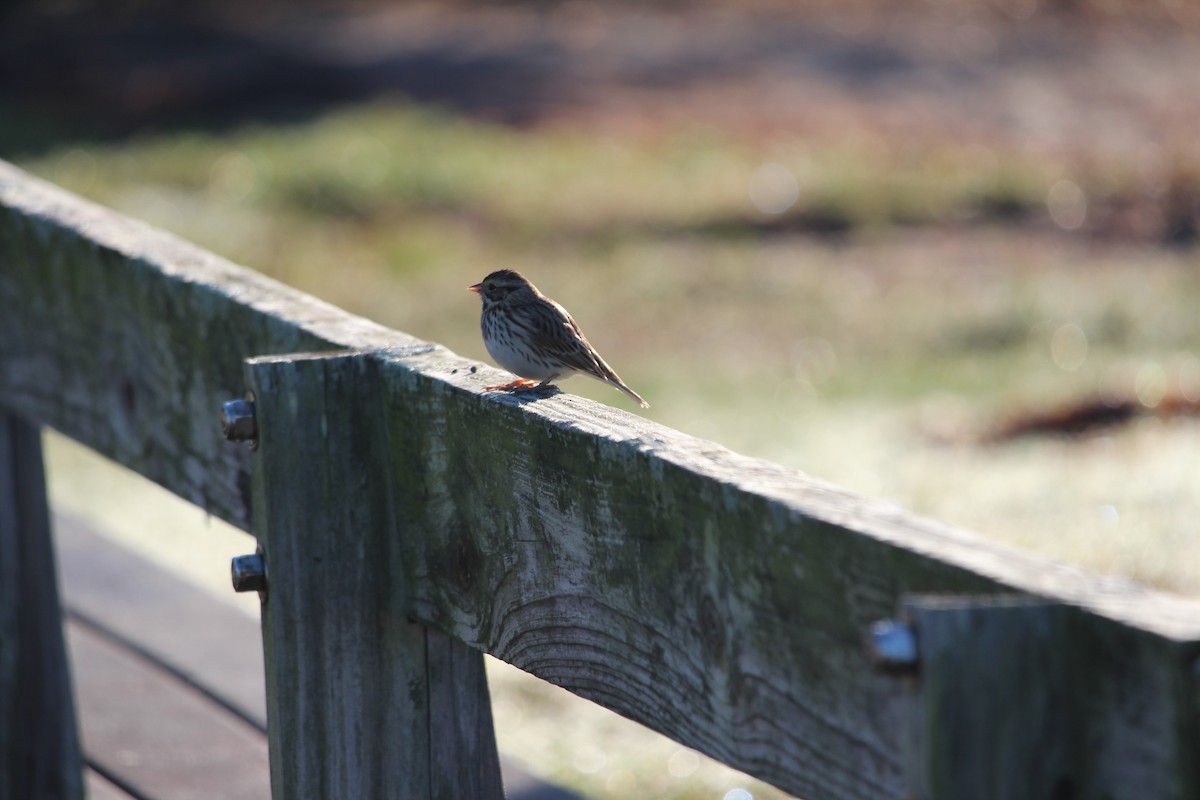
left=231, top=552, right=267, bottom=595
left=866, top=619, right=919, bottom=676
left=221, top=398, right=257, bottom=447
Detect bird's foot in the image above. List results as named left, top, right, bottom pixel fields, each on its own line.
left=484, top=378, right=542, bottom=392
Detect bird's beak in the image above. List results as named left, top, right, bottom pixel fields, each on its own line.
left=468, top=283, right=481, bottom=294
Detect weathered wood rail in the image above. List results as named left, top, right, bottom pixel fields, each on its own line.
left=2, top=158, right=1199, bottom=800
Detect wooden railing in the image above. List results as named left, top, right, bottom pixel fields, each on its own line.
left=2, top=159, right=1198, bottom=800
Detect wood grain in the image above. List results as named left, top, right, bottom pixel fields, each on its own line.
left=0, top=161, right=417, bottom=530
left=249, top=354, right=504, bottom=800
left=905, top=595, right=1199, bottom=800
left=66, top=623, right=270, bottom=800
left=4, top=160, right=1200, bottom=799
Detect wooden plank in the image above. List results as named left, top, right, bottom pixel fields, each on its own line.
left=54, top=511, right=578, bottom=800
left=66, top=621, right=270, bottom=800
left=84, top=770, right=136, bottom=800
left=426, top=628, right=507, bottom=800
left=247, top=349, right=1200, bottom=800
left=3, top=161, right=1200, bottom=798
left=54, top=510, right=266, bottom=731
left=248, top=354, right=504, bottom=800
left=1, top=160, right=1194, bottom=640
left=0, top=414, right=84, bottom=800
left=0, top=161, right=419, bottom=531
left=904, top=595, right=1199, bottom=800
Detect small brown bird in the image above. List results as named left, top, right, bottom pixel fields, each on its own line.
left=469, top=269, right=649, bottom=408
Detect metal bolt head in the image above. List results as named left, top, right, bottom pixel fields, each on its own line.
left=221, top=398, right=257, bottom=447
left=866, top=619, right=919, bottom=676
left=231, top=552, right=267, bottom=595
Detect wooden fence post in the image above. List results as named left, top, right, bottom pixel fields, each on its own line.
left=244, top=352, right=504, bottom=800
left=903, top=594, right=1199, bottom=800
left=0, top=413, right=84, bottom=800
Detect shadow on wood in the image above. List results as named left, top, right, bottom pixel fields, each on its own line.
left=0, top=414, right=84, bottom=800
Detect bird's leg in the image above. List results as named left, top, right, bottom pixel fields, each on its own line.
left=484, top=378, right=541, bottom=391
left=484, top=375, right=562, bottom=395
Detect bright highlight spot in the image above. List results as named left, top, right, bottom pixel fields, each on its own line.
left=794, top=337, right=838, bottom=384
left=749, top=162, right=799, bottom=215
left=1047, top=179, right=1087, bottom=230
left=1179, top=355, right=1200, bottom=402
left=573, top=744, right=607, bottom=774
left=667, top=748, right=700, bottom=778
left=57, top=148, right=97, bottom=191
left=1050, top=323, right=1088, bottom=371
left=209, top=151, right=258, bottom=203
left=1135, top=362, right=1167, bottom=408
left=723, top=789, right=754, bottom=800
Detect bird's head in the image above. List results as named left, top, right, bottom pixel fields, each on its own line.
left=468, top=269, right=538, bottom=305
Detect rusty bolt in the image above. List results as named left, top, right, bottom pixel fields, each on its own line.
left=866, top=619, right=919, bottom=676
left=231, top=551, right=267, bottom=596
left=221, top=398, right=257, bottom=447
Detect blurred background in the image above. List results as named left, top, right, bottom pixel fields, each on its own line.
left=4, top=1, right=1200, bottom=798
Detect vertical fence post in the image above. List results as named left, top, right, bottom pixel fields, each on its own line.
left=0, top=413, right=84, bottom=800
left=244, top=352, right=503, bottom=800
left=902, top=594, right=1200, bottom=800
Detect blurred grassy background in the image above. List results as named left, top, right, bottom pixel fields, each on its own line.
left=6, top=1, right=1200, bottom=798
left=19, top=97, right=1200, bottom=590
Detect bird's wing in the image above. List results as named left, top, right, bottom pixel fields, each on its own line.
left=527, top=299, right=613, bottom=379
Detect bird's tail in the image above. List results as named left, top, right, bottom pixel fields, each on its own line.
left=611, top=378, right=650, bottom=409
left=586, top=352, right=650, bottom=408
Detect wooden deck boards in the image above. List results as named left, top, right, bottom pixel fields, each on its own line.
left=54, top=511, right=580, bottom=800
left=67, top=622, right=270, bottom=800
left=57, top=512, right=271, bottom=799
left=85, top=769, right=134, bottom=800
left=56, top=513, right=267, bottom=732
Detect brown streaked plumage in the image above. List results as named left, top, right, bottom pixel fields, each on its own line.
left=468, top=269, right=649, bottom=408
